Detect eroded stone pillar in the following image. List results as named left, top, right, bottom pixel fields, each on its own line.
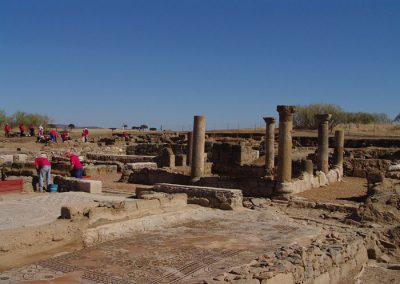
left=191, top=116, right=206, bottom=182
left=277, top=106, right=296, bottom=183
left=333, top=130, right=344, bottom=168
left=263, top=117, right=275, bottom=175
left=187, top=131, right=193, bottom=166
left=316, top=114, right=332, bottom=174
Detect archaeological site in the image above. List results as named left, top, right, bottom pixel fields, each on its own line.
left=1, top=105, right=400, bottom=284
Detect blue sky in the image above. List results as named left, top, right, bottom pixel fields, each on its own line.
left=1, top=0, right=399, bottom=129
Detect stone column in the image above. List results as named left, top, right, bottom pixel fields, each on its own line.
left=191, top=116, right=206, bottom=182
left=333, top=130, right=344, bottom=168
left=263, top=117, right=275, bottom=175
left=187, top=131, right=193, bottom=166
left=276, top=105, right=296, bottom=183
left=316, top=114, right=332, bottom=174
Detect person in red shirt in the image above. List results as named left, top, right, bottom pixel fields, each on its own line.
left=61, top=130, right=69, bottom=142
left=34, top=154, right=51, bottom=192
left=64, top=151, right=84, bottom=178
left=49, top=129, right=58, bottom=143
left=4, top=123, right=11, bottom=137
left=82, top=128, right=89, bottom=142
left=19, top=123, right=25, bottom=137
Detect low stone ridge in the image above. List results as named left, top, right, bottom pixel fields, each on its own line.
left=211, top=231, right=368, bottom=284
left=86, top=153, right=156, bottom=163
left=84, top=165, right=118, bottom=176
left=54, top=176, right=102, bottom=194
left=149, top=183, right=243, bottom=210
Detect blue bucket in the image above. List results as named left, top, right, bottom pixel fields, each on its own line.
left=48, top=184, right=58, bottom=193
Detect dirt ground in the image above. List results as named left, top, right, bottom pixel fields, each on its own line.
left=296, top=177, right=368, bottom=204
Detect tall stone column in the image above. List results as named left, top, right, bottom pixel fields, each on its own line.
left=316, top=114, right=332, bottom=174
left=263, top=117, right=275, bottom=175
left=191, top=116, right=206, bottom=182
left=276, top=106, right=296, bottom=183
left=187, top=131, right=193, bottom=166
left=333, top=130, right=344, bottom=168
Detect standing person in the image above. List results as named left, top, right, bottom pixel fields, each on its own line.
left=29, top=124, right=35, bottom=136
left=65, top=152, right=84, bottom=178
left=4, top=123, right=11, bottom=137
left=19, top=123, right=25, bottom=137
left=82, top=128, right=89, bottom=142
left=34, top=154, right=51, bottom=192
left=37, top=125, right=44, bottom=142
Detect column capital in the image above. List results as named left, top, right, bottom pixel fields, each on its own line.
left=263, top=117, right=276, bottom=124
left=315, top=114, right=332, bottom=123
left=276, top=105, right=296, bottom=115
left=277, top=105, right=296, bottom=122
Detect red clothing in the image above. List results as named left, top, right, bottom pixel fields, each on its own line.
left=19, top=124, right=25, bottom=132
left=50, top=130, right=58, bottom=136
left=70, top=155, right=83, bottom=170
left=122, top=132, right=129, bottom=137
left=34, top=157, right=51, bottom=169
left=82, top=129, right=89, bottom=137
left=4, top=125, right=11, bottom=133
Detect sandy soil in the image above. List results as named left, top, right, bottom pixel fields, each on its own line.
left=295, top=177, right=367, bottom=204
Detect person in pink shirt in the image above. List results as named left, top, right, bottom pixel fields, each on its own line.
left=34, top=154, right=51, bottom=192
left=4, top=123, right=11, bottom=137
left=64, top=151, right=84, bottom=178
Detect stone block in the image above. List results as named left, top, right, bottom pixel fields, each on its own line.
left=84, top=165, right=118, bottom=176
left=86, top=153, right=156, bottom=163
left=60, top=202, right=97, bottom=219
left=13, top=154, right=28, bottom=163
left=54, top=176, right=102, bottom=193
left=151, top=183, right=243, bottom=210
left=125, top=162, right=158, bottom=170
left=0, top=154, right=13, bottom=165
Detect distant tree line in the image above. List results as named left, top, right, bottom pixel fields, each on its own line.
left=0, top=110, right=50, bottom=128
left=293, top=104, right=392, bottom=129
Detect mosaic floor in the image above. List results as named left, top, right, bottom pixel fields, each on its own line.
left=0, top=208, right=320, bottom=283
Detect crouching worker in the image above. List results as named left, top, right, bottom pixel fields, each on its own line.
left=64, top=151, right=84, bottom=178
left=34, top=154, right=51, bottom=192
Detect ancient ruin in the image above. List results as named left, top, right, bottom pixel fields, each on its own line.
left=1, top=108, right=400, bottom=283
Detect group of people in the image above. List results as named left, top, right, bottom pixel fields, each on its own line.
left=3, top=124, right=90, bottom=143
left=34, top=151, right=84, bottom=192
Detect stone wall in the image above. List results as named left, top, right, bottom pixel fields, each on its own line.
left=86, top=153, right=156, bottom=163
left=211, top=231, right=368, bottom=284
left=212, top=143, right=259, bottom=166
left=344, top=158, right=392, bottom=178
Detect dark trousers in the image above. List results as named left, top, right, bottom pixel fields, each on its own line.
left=71, top=168, right=84, bottom=178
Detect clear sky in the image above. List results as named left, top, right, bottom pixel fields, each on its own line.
left=1, top=0, right=399, bottom=129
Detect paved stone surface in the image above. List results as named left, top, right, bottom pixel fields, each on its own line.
left=0, top=193, right=128, bottom=230
left=0, top=208, right=321, bottom=283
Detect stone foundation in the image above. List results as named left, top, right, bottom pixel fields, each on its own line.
left=277, top=167, right=343, bottom=195
left=86, top=153, right=156, bottom=163
left=143, top=183, right=244, bottom=210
